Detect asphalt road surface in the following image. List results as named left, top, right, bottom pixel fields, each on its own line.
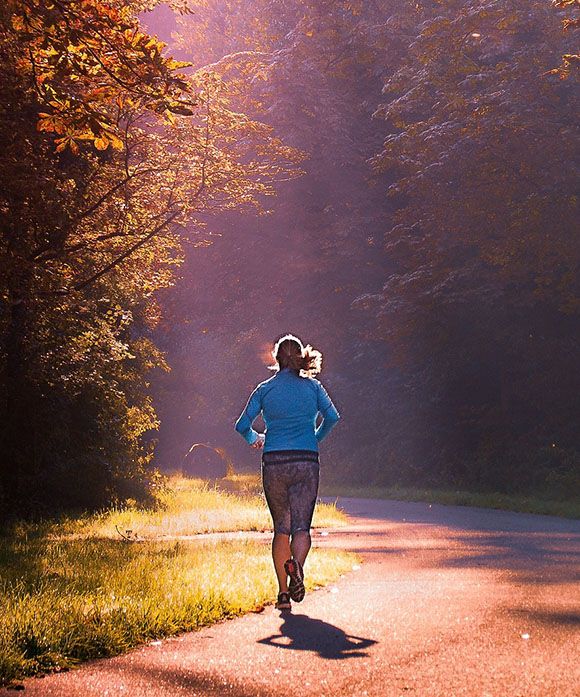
left=5, top=498, right=579, bottom=696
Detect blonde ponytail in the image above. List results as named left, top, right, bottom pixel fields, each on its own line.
left=268, top=334, right=323, bottom=377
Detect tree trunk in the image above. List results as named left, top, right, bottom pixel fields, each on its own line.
left=0, top=282, right=34, bottom=518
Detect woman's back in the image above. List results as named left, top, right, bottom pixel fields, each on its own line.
left=260, top=368, right=319, bottom=452
left=234, top=367, right=340, bottom=453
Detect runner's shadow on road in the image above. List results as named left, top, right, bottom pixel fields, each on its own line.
left=257, top=613, right=377, bottom=659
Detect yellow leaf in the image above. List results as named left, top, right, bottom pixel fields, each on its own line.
left=107, top=132, right=124, bottom=150
left=94, top=137, right=109, bottom=150
left=11, top=15, right=25, bottom=31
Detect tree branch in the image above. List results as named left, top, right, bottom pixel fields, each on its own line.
left=29, top=167, right=164, bottom=262
left=73, top=210, right=181, bottom=292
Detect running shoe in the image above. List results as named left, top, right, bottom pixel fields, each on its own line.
left=284, top=558, right=305, bottom=602
left=275, top=592, right=291, bottom=610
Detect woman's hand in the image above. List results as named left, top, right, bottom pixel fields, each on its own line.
left=251, top=433, right=265, bottom=449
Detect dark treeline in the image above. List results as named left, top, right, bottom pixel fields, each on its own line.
left=1, top=0, right=578, bottom=516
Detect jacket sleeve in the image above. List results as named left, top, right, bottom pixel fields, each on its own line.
left=314, top=380, right=341, bottom=443
left=234, top=385, right=262, bottom=445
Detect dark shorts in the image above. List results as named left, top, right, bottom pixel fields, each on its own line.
left=261, top=450, right=320, bottom=535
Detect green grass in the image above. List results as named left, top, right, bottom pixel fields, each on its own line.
left=0, top=476, right=356, bottom=686
left=321, top=484, right=580, bottom=519
left=46, top=475, right=346, bottom=540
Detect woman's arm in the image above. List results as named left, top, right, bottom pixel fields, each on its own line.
left=314, top=381, right=341, bottom=443
left=234, top=385, right=263, bottom=445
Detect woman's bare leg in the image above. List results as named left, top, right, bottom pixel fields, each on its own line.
left=272, top=532, right=291, bottom=593
left=290, top=529, right=311, bottom=567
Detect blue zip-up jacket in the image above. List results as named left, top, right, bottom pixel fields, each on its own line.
left=234, top=367, right=341, bottom=452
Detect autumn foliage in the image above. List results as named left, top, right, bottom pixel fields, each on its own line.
left=0, top=0, right=302, bottom=515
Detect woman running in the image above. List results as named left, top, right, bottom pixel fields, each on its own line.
left=234, top=334, right=341, bottom=610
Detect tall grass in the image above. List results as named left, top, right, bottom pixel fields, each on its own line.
left=54, top=475, right=346, bottom=540
left=0, top=536, right=355, bottom=685
left=0, top=476, right=355, bottom=685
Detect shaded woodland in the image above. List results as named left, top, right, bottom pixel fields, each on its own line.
left=1, top=0, right=578, bottom=516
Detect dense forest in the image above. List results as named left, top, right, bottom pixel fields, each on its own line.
left=1, top=0, right=578, bottom=516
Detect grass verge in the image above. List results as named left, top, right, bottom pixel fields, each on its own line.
left=321, top=484, right=580, bottom=519
left=0, top=537, right=356, bottom=685
left=52, top=475, right=346, bottom=540
left=0, top=476, right=355, bottom=686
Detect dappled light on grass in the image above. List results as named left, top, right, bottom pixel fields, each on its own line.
left=0, top=489, right=355, bottom=685
left=55, top=475, right=347, bottom=540
left=0, top=476, right=353, bottom=684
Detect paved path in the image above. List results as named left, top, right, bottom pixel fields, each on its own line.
left=5, top=499, right=579, bottom=696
